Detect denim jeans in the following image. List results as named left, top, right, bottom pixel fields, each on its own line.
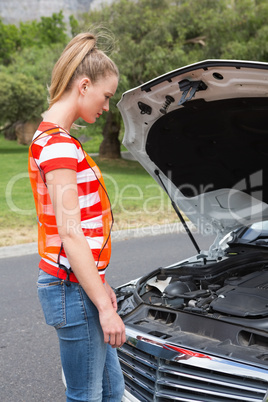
left=37, top=270, right=125, bottom=402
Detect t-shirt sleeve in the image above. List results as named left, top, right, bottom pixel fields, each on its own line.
left=39, top=134, right=78, bottom=174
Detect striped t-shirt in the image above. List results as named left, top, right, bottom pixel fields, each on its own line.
left=31, top=121, right=110, bottom=282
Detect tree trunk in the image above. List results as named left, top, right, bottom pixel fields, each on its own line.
left=99, top=111, right=121, bottom=159
left=15, top=119, right=42, bottom=145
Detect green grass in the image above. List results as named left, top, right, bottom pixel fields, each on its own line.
left=0, top=135, right=176, bottom=245
left=0, top=136, right=35, bottom=227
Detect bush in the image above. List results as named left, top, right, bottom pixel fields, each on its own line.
left=0, top=71, right=46, bottom=126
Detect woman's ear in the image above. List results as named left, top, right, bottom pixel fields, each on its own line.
left=78, top=77, right=91, bottom=95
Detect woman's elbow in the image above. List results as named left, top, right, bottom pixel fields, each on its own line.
left=57, top=221, right=83, bottom=243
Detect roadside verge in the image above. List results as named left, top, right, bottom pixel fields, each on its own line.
left=0, top=222, right=196, bottom=259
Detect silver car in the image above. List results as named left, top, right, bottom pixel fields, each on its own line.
left=117, top=60, right=268, bottom=402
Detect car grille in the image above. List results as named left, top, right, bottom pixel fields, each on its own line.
left=118, top=341, right=268, bottom=402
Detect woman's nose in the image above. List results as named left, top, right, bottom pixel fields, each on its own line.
left=103, top=99, right=109, bottom=112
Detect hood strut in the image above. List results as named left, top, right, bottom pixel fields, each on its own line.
left=155, top=169, right=201, bottom=255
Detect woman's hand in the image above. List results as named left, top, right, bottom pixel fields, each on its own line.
left=99, top=307, right=126, bottom=348
left=102, top=281, right=125, bottom=347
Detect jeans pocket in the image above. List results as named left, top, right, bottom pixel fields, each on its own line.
left=37, top=273, right=66, bottom=329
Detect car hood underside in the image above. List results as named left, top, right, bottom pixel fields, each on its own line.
left=118, top=60, right=268, bottom=240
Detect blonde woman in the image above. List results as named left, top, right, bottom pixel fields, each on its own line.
left=28, top=32, right=125, bottom=401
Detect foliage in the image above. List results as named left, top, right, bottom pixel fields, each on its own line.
left=37, top=11, right=67, bottom=45
left=0, top=11, right=67, bottom=65
left=80, top=0, right=268, bottom=98
left=2, top=44, right=64, bottom=87
left=0, top=12, right=68, bottom=127
left=69, top=14, right=80, bottom=37
left=73, top=0, right=268, bottom=157
left=1, top=1, right=268, bottom=151
left=0, top=19, right=21, bottom=65
left=0, top=72, right=46, bottom=125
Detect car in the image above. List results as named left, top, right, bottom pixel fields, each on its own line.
left=116, top=60, right=268, bottom=402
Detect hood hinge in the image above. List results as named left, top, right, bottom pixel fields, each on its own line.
left=178, top=79, right=207, bottom=105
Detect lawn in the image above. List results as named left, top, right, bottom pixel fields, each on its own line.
left=0, top=135, right=177, bottom=246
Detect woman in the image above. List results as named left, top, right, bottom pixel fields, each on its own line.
left=28, top=32, right=125, bottom=401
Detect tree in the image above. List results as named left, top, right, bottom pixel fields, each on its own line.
left=0, top=44, right=64, bottom=143
left=1, top=2, right=267, bottom=152
left=3, top=43, right=64, bottom=87
left=0, top=13, right=68, bottom=142
left=37, top=11, right=67, bottom=45
left=0, top=71, right=46, bottom=126
left=78, top=0, right=268, bottom=158
left=80, top=0, right=187, bottom=158
left=0, top=12, right=68, bottom=65
left=0, top=19, right=21, bottom=65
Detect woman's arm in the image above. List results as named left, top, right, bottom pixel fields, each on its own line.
left=45, top=168, right=126, bottom=348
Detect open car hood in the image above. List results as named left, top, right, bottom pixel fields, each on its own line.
left=117, top=60, right=268, bottom=240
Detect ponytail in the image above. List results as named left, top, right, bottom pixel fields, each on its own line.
left=48, top=32, right=119, bottom=108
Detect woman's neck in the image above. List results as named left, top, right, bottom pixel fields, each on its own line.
left=43, top=96, right=79, bottom=132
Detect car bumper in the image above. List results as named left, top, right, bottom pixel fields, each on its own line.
left=118, top=328, right=268, bottom=402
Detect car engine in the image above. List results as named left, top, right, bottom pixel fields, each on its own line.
left=116, top=246, right=268, bottom=358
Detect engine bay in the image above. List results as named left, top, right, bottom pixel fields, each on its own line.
left=141, top=267, right=268, bottom=318
left=117, top=247, right=268, bottom=329
left=116, top=246, right=268, bottom=367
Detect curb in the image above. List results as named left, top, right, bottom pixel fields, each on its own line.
left=0, top=222, right=195, bottom=259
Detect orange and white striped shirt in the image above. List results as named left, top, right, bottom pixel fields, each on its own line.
left=29, top=122, right=113, bottom=283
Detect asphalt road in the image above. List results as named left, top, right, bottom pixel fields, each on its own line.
left=1, top=230, right=214, bottom=402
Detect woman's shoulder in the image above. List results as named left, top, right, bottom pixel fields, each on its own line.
left=31, top=123, right=81, bottom=159
left=32, top=123, right=79, bottom=148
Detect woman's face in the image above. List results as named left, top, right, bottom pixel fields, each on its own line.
left=78, top=74, right=118, bottom=124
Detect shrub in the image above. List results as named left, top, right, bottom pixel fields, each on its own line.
left=0, top=71, right=46, bottom=126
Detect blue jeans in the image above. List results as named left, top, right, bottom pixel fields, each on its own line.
left=37, top=270, right=125, bottom=402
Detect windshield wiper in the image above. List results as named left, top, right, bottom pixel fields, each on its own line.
left=228, top=237, right=268, bottom=250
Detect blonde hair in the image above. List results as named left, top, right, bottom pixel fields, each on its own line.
left=48, top=32, right=119, bottom=108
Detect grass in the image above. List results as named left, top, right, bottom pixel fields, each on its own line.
left=0, top=134, right=177, bottom=247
